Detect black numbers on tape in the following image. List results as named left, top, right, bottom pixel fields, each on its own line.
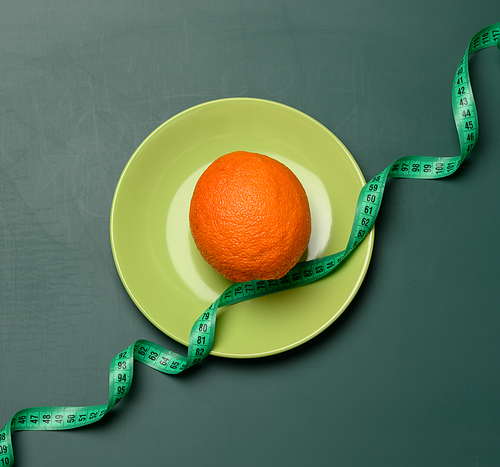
left=1, top=23, right=499, bottom=467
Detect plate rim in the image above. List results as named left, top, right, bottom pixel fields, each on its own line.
left=110, top=97, right=374, bottom=358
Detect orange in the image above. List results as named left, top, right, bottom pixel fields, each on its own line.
left=189, top=151, right=311, bottom=283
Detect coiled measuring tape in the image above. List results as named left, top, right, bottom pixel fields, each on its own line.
left=1, top=23, right=499, bottom=466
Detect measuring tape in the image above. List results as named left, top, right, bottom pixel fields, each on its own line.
left=1, top=23, right=499, bottom=466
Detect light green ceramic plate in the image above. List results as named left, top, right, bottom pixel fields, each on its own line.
left=110, top=98, right=374, bottom=358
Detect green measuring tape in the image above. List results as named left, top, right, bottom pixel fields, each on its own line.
left=1, top=23, right=499, bottom=466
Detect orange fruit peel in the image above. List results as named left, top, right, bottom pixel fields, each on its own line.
left=189, top=151, right=311, bottom=283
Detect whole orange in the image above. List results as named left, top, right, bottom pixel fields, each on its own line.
left=189, top=151, right=311, bottom=283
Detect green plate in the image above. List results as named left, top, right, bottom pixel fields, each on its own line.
left=110, top=98, right=374, bottom=358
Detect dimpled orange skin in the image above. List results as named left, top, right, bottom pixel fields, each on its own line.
left=189, top=151, right=311, bottom=283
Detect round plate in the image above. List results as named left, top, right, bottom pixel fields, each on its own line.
left=110, top=98, right=374, bottom=358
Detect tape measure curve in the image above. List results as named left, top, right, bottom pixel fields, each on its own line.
left=0, top=22, right=498, bottom=466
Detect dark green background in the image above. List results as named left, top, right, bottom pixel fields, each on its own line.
left=2, top=1, right=500, bottom=465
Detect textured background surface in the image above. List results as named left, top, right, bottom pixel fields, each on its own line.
left=1, top=1, right=500, bottom=465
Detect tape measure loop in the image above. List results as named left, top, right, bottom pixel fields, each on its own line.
left=1, top=22, right=499, bottom=466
